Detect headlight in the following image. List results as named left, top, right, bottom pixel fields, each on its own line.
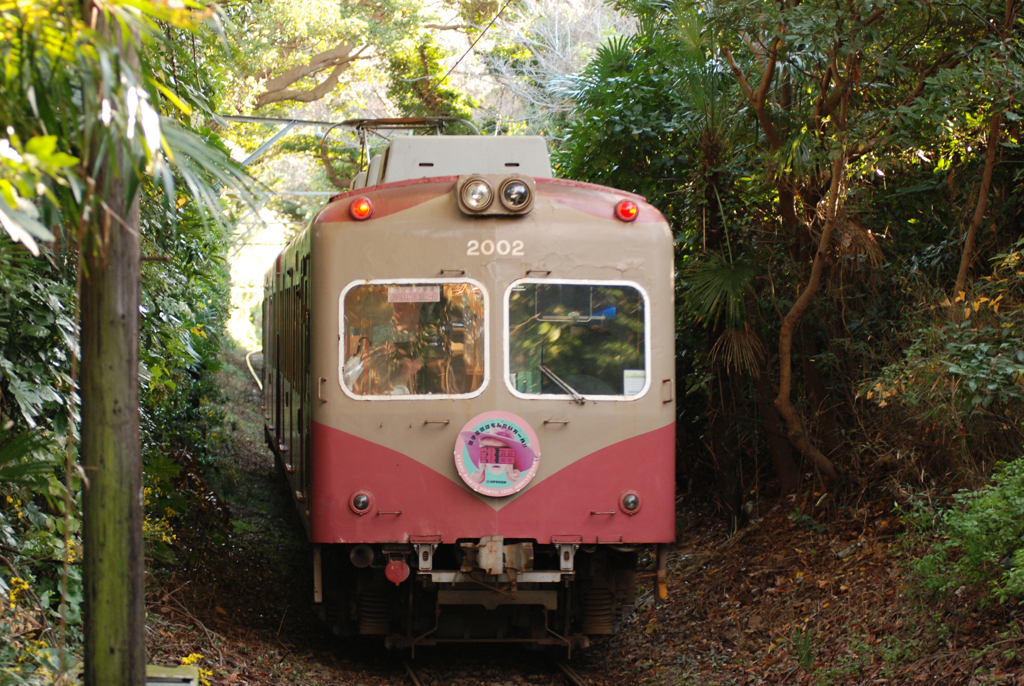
left=461, top=179, right=494, bottom=211
left=350, top=490, right=373, bottom=515
left=499, top=179, right=531, bottom=210
left=619, top=491, right=641, bottom=515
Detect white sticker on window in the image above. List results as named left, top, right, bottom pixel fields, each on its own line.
left=388, top=285, right=440, bottom=303
left=623, top=370, right=646, bottom=395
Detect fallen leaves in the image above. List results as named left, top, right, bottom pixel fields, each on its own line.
left=581, top=495, right=1022, bottom=686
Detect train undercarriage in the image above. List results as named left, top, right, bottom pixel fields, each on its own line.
left=313, top=539, right=642, bottom=654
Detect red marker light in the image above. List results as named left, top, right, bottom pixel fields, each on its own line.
left=615, top=199, right=639, bottom=222
left=385, top=559, right=410, bottom=586
left=350, top=197, right=374, bottom=220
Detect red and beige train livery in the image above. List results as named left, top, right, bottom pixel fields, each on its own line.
left=262, top=129, right=675, bottom=651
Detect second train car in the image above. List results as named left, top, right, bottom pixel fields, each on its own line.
left=262, top=126, right=675, bottom=651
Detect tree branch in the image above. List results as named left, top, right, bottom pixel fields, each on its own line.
left=721, top=41, right=782, bottom=149
left=953, top=109, right=1003, bottom=298
left=422, top=23, right=474, bottom=30
left=721, top=44, right=754, bottom=100
left=754, top=37, right=782, bottom=109
left=255, top=43, right=368, bottom=109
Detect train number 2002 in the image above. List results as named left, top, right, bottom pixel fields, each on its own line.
left=467, top=239, right=524, bottom=257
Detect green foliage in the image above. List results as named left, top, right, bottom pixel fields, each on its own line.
left=910, top=458, right=1024, bottom=604
left=554, top=17, right=716, bottom=222
left=0, top=424, right=58, bottom=488
left=788, top=507, right=830, bottom=534
left=0, top=421, right=84, bottom=684
left=683, top=254, right=756, bottom=331
left=0, top=135, right=78, bottom=255
left=867, top=319, right=1024, bottom=413
left=792, top=625, right=817, bottom=670
left=385, top=34, right=477, bottom=131
left=0, top=244, right=75, bottom=431
left=0, top=0, right=254, bottom=677
left=136, top=187, right=235, bottom=563
left=0, top=0, right=253, bottom=251
left=864, top=241, right=1024, bottom=459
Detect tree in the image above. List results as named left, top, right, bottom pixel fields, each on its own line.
left=0, top=1, right=252, bottom=681
left=219, top=0, right=437, bottom=112
left=560, top=0, right=1024, bottom=513
left=711, top=0, right=1021, bottom=483
left=478, top=0, right=633, bottom=132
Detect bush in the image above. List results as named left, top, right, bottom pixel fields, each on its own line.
left=862, top=240, right=1024, bottom=471
left=912, top=457, right=1024, bottom=604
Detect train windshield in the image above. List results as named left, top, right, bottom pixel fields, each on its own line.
left=342, top=282, right=486, bottom=397
left=507, top=281, right=647, bottom=398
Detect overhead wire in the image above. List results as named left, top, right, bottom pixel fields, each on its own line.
left=422, top=0, right=516, bottom=103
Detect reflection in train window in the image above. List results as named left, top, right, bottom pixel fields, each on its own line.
left=342, top=282, right=486, bottom=397
left=507, top=282, right=647, bottom=398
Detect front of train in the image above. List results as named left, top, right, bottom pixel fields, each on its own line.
left=307, top=134, right=675, bottom=651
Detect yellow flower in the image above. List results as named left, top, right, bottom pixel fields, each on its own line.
left=180, top=653, right=204, bottom=666
left=8, top=576, right=30, bottom=606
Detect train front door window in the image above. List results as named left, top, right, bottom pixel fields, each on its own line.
left=340, top=281, right=487, bottom=398
left=506, top=280, right=649, bottom=399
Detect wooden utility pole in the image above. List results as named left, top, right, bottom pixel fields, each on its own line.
left=79, top=5, right=145, bottom=684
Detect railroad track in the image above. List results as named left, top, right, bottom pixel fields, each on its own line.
left=553, top=659, right=589, bottom=686
left=403, top=659, right=425, bottom=686
left=401, top=658, right=590, bottom=686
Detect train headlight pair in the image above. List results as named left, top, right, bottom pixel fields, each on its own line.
left=457, top=175, right=535, bottom=215
left=462, top=178, right=529, bottom=211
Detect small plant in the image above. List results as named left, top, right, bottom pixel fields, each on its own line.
left=792, top=625, right=816, bottom=670
left=909, top=457, right=1024, bottom=604
left=879, top=634, right=922, bottom=666
left=789, top=507, right=830, bottom=533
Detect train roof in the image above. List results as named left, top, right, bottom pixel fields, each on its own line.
left=353, top=135, right=553, bottom=189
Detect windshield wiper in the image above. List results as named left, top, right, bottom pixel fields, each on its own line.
left=538, top=365, right=586, bottom=405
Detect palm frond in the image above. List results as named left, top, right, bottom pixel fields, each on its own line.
left=684, top=253, right=757, bottom=329
left=709, top=322, right=765, bottom=376
left=159, top=121, right=256, bottom=223
left=0, top=423, right=58, bottom=487
left=674, top=7, right=706, bottom=64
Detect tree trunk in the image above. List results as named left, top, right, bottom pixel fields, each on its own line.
left=774, top=155, right=844, bottom=484
left=709, top=363, right=745, bottom=531
left=952, top=110, right=1002, bottom=299
left=80, top=9, right=145, bottom=686
left=754, top=369, right=799, bottom=494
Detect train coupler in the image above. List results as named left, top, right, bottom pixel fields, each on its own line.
left=458, top=535, right=534, bottom=576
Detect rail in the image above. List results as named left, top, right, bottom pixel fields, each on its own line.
left=402, top=657, right=589, bottom=686
left=245, top=349, right=263, bottom=391
left=554, top=660, right=590, bottom=686
left=402, top=659, right=425, bottom=686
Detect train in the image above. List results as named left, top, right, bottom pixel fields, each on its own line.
left=262, top=120, right=676, bottom=653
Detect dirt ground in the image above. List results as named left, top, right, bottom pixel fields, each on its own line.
left=145, top=354, right=1023, bottom=685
